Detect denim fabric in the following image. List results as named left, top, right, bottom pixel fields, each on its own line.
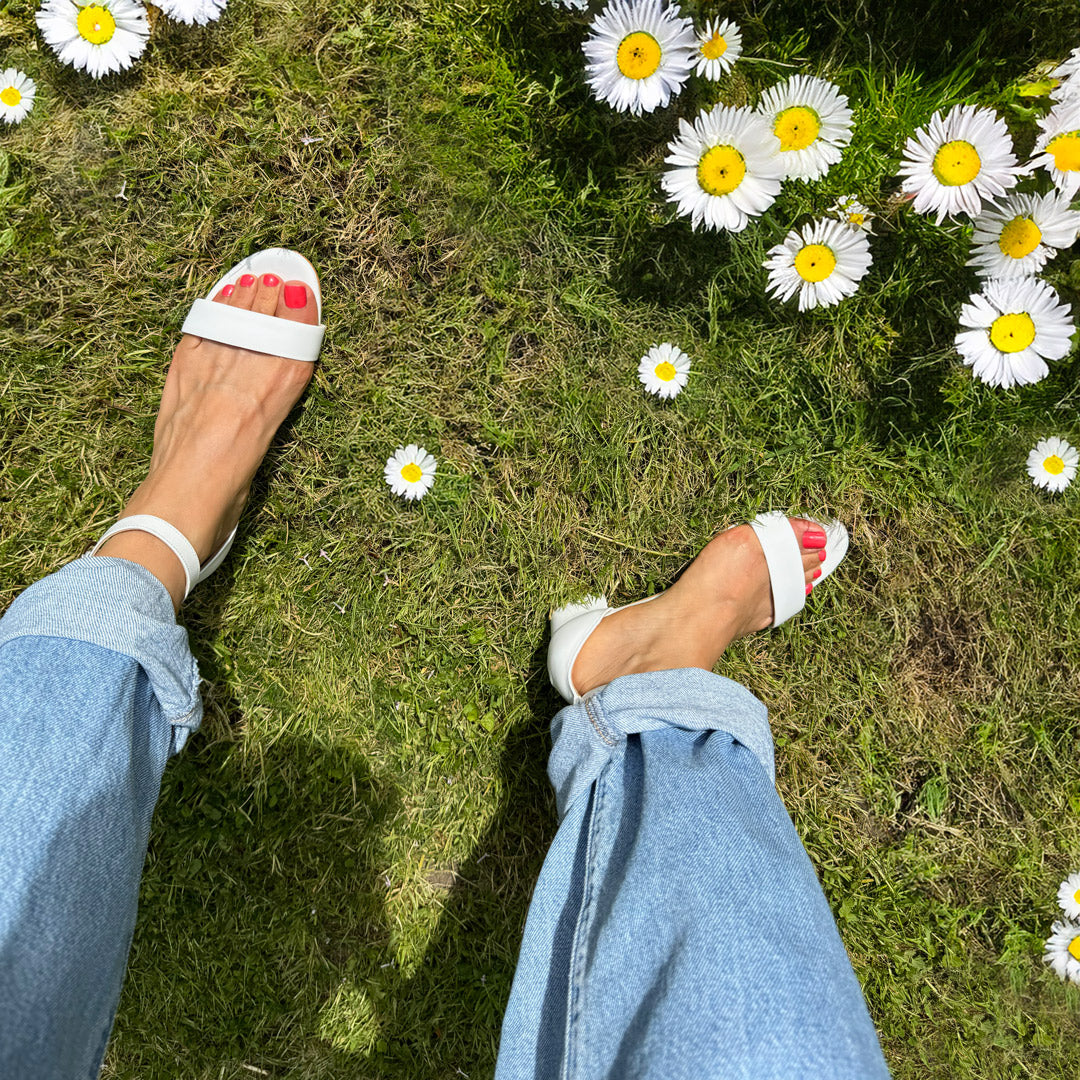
left=0, top=560, right=889, bottom=1080
left=497, top=669, right=891, bottom=1080
left=0, top=555, right=203, bottom=750
left=0, top=557, right=198, bottom=1080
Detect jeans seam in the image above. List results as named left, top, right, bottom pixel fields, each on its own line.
left=562, top=767, right=608, bottom=1080
left=171, top=703, right=200, bottom=729
left=583, top=698, right=617, bottom=747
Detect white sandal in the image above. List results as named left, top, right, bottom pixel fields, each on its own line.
left=547, top=511, right=849, bottom=704
left=91, top=248, right=326, bottom=600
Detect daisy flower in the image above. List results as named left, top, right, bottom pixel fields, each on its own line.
left=898, top=104, right=1020, bottom=223
left=0, top=69, right=36, bottom=125
left=36, top=0, right=149, bottom=79
left=1027, top=437, right=1078, bottom=493
left=661, top=104, right=783, bottom=232
left=955, top=278, right=1075, bottom=389
left=1051, top=47, right=1080, bottom=104
left=638, top=342, right=691, bottom=398
left=384, top=445, right=437, bottom=501
left=756, top=75, right=853, bottom=181
left=1059, top=872, right=1080, bottom=918
left=828, top=195, right=874, bottom=233
left=1030, top=101, right=1080, bottom=200
left=694, top=17, right=741, bottom=80
left=764, top=217, right=872, bottom=312
left=1044, top=920, right=1080, bottom=983
left=154, top=0, right=226, bottom=24
left=968, top=191, right=1080, bottom=279
left=582, top=0, right=696, bottom=116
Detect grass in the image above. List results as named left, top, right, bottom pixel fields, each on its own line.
left=3, top=0, right=1080, bottom=1075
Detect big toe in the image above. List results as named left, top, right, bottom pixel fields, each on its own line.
left=276, top=280, right=320, bottom=324
left=789, top=516, right=828, bottom=584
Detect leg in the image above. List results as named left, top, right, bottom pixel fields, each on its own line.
left=0, top=271, right=319, bottom=1078
left=497, top=524, right=890, bottom=1079
left=0, top=564, right=183, bottom=1078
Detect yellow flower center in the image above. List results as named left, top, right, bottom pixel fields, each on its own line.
left=1, top=86, right=21, bottom=107
left=932, top=140, right=981, bottom=186
left=988, top=312, right=1036, bottom=353
left=701, top=32, right=727, bottom=60
left=997, top=216, right=1042, bottom=259
left=774, top=106, right=820, bottom=151
left=654, top=361, right=677, bottom=382
left=849, top=212, right=865, bottom=225
left=617, top=32, right=662, bottom=80
left=793, top=244, right=836, bottom=283
left=1044, top=455, right=1066, bottom=476
left=1069, top=936, right=1080, bottom=962
left=696, top=145, right=745, bottom=196
left=1073, top=887, right=1080, bottom=905
left=400, top=463, right=422, bottom=483
left=77, top=4, right=117, bottom=44
left=1047, top=131, right=1080, bottom=172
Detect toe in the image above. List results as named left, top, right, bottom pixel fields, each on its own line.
left=229, top=272, right=258, bottom=309
left=212, top=284, right=235, bottom=303
left=275, top=279, right=320, bottom=324
left=790, top=518, right=827, bottom=587
left=252, top=273, right=283, bottom=316
left=789, top=516, right=827, bottom=550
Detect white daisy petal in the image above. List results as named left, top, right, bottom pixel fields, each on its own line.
left=384, top=444, right=438, bottom=501
left=968, top=190, right=1080, bottom=279
left=955, top=278, right=1075, bottom=389
left=661, top=103, right=783, bottom=232
left=756, top=75, right=853, bottom=181
left=36, top=0, right=149, bottom=79
left=1051, top=47, right=1080, bottom=104
left=154, top=0, right=226, bottom=24
left=1058, top=872, right=1080, bottom=918
left=0, top=68, right=36, bottom=125
left=1030, top=101, right=1080, bottom=200
left=694, top=17, right=741, bottom=80
left=637, top=341, right=691, bottom=398
left=1027, top=436, right=1078, bottom=493
left=898, top=104, right=1021, bottom=224
left=763, top=217, right=872, bottom=311
left=582, top=0, right=696, bottom=116
left=1045, top=920, right=1080, bottom=982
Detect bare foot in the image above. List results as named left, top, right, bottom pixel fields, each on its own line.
left=570, top=519, right=828, bottom=697
left=94, top=272, right=318, bottom=609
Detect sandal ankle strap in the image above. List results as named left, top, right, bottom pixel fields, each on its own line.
left=91, top=515, right=202, bottom=600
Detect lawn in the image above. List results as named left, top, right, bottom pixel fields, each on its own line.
left=3, top=0, right=1080, bottom=1076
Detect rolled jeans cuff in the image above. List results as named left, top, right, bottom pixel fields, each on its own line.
left=547, top=667, right=772, bottom=820
left=0, top=555, right=202, bottom=750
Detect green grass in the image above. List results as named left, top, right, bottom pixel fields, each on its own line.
left=4, top=0, right=1080, bottom=1075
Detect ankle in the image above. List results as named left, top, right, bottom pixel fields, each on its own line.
left=94, top=532, right=186, bottom=612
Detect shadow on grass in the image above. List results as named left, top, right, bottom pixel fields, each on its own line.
left=369, top=644, right=558, bottom=1077
left=116, top=605, right=557, bottom=1079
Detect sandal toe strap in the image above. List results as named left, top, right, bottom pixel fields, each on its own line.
left=181, top=299, right=324, bottom=363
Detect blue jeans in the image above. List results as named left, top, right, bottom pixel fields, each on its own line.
left=0, top=558, right=889, bottom=1079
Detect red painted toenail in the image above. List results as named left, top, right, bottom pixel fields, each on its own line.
left=284, top=284, right=307, bottom=309
left=805, top=583, right=813, bottom=595
left=803, top=530, right=827, bottom=548
left=239, top=274, right=255, bottom=287
left=262, top=273, right=281, bottom=288
left=818, top=550, right=826, bottom=562
left=222, top=284, right=235, bottom=297
left=812, top=568, right=821, bottom=579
